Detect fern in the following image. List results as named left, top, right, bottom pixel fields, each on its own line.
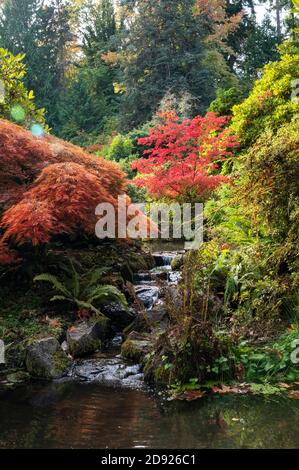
left=34, top=273, right=70, bottom=297
left=34, top=259, right=128, bottom=318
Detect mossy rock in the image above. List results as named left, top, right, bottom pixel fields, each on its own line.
left=171, top=254, right=184, bottom=271
left=66, top=316, right=110, bottom=358
left=25, top=338, right=71, bottom=380
left=121, top=335, right=151, bottom=363
left=143, top=353, right=171, bottom=387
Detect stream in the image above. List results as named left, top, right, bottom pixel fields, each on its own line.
left=1, top=252, right=299, bottom=448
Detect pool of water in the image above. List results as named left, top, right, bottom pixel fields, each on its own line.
left=1, top=382, right=299, bottom=449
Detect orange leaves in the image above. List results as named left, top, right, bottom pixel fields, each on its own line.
left=0, top=240, right=21, bottom=265
left=0, top=119, right=129, bottom=253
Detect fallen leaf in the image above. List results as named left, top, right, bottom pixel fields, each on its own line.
left=175, top=390, right=206, bottom=401
left=278, top=383, right=291, bottom=389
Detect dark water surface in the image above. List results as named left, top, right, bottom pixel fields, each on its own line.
left=1, top=382, right=299, bottom=449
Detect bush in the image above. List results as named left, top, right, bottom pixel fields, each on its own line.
left=0, top=48, right=45, bottom=127
left=0, top=119, right=129, bottom=257
left=231, top=41, right=299, bottom=148
left=209, top=86, right=243, bottom=116
left=106, top=134, right=134, bottom=162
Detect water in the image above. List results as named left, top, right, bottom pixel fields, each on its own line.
left=2, top=251, right=299, bottom=449
left=1, top=384, right=299, bottom=448
left=66, top=352, right=144, bottom=389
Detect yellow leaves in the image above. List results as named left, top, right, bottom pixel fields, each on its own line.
left=113, top=82, right=126, bottom=94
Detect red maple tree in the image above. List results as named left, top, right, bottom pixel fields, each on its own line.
left=132, top=112, right=238, bottom=201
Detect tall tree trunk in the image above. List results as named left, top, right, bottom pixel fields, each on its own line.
left=275, top=0, right=282, bottom=37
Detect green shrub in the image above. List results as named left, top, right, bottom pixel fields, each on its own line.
left=0, top=48, right=46, bottom=127
left=231, top=41, right=299, bottom=148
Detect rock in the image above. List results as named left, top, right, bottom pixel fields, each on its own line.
left=25, top=338, right=71, bottom=379
left=124, top=306, right=169, bottom=337
left=69, top=356, right=144, bottom=389
left=101, top=301, right=135, bottom=331
left=147, top=306, right=169, bottom=330
left=171, top=254, right=184, bottom=271
left=120, top=263, right=134, bottom=283
left=61, top=341, right=68, bottom=353
left=121, top=333, right=152, bottom=363
left=153, top=253, right=175, bottom=267
left=5, top=371, right=30, bottom=385
left=67, top=316, right=110, bottom=358
left=135, top=285, right=159, bottom=310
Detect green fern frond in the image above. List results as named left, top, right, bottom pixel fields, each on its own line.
left=74, top=300, right=103, bottom=316
left=50, top=295, right=71, bottom=302
left=87, top=285, right=129, bottom=312
left=34, top=273, right=70, bottom=297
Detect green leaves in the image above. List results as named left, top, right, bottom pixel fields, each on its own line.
left=0, top=48, right=46, bottom=127
left=34, top=259, right=128, bottom=317
left=34, top=273, right=70, bottom=297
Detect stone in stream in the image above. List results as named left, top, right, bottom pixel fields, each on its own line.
left=25, top=338, right=71, bottom=380
left=153, top=253, right=175, bottom=267
left=67, top=316, right=110, bottom=358
left=171, top=254, right=184, bottom=271
left=101, top=301, right=135, bottom=331
left=68, top=356, right=144, bottom=389
left=121, top=333, right=152, bottom=364
left=135, top=285, right=159, bottom=310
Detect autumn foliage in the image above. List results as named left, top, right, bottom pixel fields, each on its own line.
left=0, top=119, right=128, bottom=261
left=132, top=112, right=238, bottom=201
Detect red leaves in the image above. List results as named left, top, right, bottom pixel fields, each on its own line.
left=0, top=119, right=129, bottom=254
left=0, top=240, right=21, bottom=265
left=132, top=112, right=238, bottom=201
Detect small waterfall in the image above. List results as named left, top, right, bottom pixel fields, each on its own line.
left=152, top=253, right=176, bottom=267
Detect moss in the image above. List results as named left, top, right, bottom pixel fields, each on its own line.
left=143, top=354, right=171, bottom=387
left=52, top=348, right=71, bottom=373
left=121, top=338, right=151, bottom=363
left=171, top=255, right=184, bottom=271
left=90, top=315, right=111, bottom=340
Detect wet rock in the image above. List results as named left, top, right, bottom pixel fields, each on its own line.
left=121, top=333, right=152, bottom=363
left=5, top=370, right=30, bottom=385
left=135, top=285, right=159, bottom=310
left=153, top=254, right=175, bottom=267
left=67, top=316, right=110, bottom=358
left=68, top=356, right=144, bottom=389
left=0, top=370, right=31, bottom=390
left=61, top=341, right=68, bottom=353
left=101, top=301, right=135, bottom=331
left=147, top=306, right=169, bottom=330
left=25, top=338, right=71, bottom=380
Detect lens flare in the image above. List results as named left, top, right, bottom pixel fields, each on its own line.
left=10, top=105, right=26, bottom=122
left=31, top=123, right=44, bottom=137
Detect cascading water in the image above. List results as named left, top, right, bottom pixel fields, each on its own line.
left=66, top=251, right=182, bottom=389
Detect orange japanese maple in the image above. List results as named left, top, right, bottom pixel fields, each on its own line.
left=0, top=119, right=132, bottom=259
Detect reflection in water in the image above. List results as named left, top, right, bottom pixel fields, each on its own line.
left=1, top=382, right=299, bottom=449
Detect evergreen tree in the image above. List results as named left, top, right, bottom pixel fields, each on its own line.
left=0, top=0, right=72, bottom=129
left=118, top=0, right=215, bottom=130
left=58, top=0, right=119, bottom=144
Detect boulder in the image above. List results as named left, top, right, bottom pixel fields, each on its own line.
left=135, top=285, right=159, bottom=310
left=67, top=316, right=110, bottom=358
left=121, top=332, right=152, bottom=363
left=25, top=338, right=71, bottom=379
left=101, top=301, right=135, bottom=331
